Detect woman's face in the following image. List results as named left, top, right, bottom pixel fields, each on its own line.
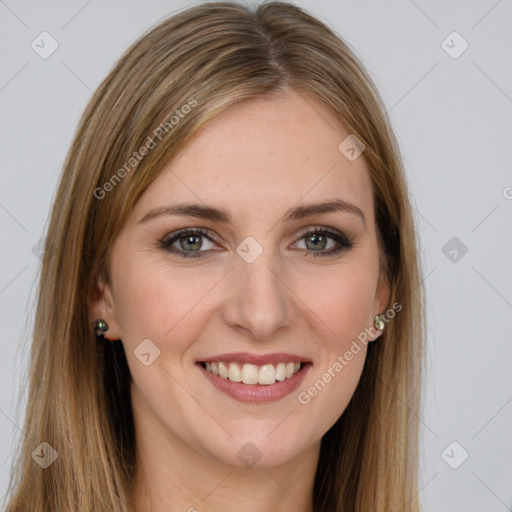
left=90, top=90, right=389, bottom=469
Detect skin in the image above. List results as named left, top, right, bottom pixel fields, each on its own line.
left=89, top=89, right=389, bottom=512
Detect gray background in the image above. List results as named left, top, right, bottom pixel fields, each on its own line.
left=1, top=1, right=511, bottom=510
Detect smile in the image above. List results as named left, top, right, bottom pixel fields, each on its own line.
left=201, top=361, right=303, bottom=385
left=196, top=352, right=312, bottom=403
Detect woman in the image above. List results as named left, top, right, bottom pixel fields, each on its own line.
left=5, top=1, right=425, bottom=511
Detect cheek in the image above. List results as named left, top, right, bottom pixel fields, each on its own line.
left=296, top=265, right=376, bottom=421
left=110, top=253, right=222, bottom=360
left=311, top=263, right=379, bottom=343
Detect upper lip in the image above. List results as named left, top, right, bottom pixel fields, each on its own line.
left=196, top=352, right=311, bottom=366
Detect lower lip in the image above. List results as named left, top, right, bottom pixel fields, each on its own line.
left=197, top=362, right=312, bottom=403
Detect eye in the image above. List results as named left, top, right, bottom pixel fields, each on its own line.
left=160, top=228, right=217, bottom=258
left=292, top=226, right=355, bottom=258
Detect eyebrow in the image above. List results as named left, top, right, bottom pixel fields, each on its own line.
left=138, top=198, right=367, bottom=230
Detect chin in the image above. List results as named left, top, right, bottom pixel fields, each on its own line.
left=197, top=432, right=313, bottom=470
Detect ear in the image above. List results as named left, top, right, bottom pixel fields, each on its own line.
left=370, top=270, right=391, bottom=341
left=374, top=270, right=391, bottom=315
left=87, top=270, right=122, bottom=341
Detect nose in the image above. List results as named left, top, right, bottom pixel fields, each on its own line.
left=221, top=246, right=295, bottom=342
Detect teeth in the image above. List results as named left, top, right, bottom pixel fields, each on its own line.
left=218, top=362, right=228, bottom=379
left=202, top=361, right=303, bottom=385
left=228, top=363, right=242, bottom=382
left=259, top=364, right=275, bottom=385
left=275, top=362, right=286, bottom=381
left=241, top=363, right=259, bottom=384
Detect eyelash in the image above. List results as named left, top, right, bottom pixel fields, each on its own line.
left=159, top=226, right=355, bottom=259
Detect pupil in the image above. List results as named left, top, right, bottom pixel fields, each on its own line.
left=182, top=235, right=201, bottom=251
left=308, top=234, right=325, bottom=250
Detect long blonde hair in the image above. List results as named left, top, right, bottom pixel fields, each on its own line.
left=5, top=2, right=425, bottom=510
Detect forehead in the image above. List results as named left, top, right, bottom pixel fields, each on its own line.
left=133, top=90, right=374, bottom=224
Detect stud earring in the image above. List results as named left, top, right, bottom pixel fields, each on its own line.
left=374, top=313, right=385, bottom=331
left=371, top=313, right=386, bottom=341
left=93, top=318, right=109, bottom=337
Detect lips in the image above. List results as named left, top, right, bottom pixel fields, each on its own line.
left=196, top=352, right=312, bottom=403
left=196, top=352, right=311, bottom=366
